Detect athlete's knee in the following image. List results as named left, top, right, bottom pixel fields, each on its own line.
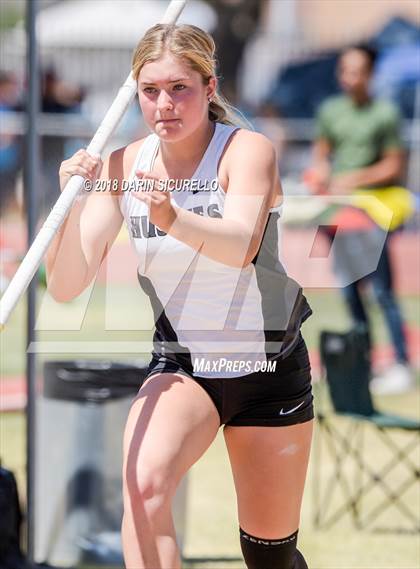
left=123, top=456, right=175, bottom=518
left=239, top=528, right=308, bottom=569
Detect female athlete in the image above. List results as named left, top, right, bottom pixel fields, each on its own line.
left=47, top=24, right=313, bottom=569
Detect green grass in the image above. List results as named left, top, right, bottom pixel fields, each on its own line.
left=1, top=285, right=419, bottom=377
left=0, top=283, right=156, bottom=377
left=1, top=394, right=419, bottom=569
left=303, top=288, right=420, bottom=356
left=1, top=286, right=419, bottom=568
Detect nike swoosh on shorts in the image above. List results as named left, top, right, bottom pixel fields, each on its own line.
left=279, top=400, right=305, bottom=415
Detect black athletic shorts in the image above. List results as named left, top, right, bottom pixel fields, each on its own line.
left=143, top=333, right=314, bottom=427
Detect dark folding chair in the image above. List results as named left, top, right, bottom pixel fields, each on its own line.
left=313, top=327, right=420, bottom=532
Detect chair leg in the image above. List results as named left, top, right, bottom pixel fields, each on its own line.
left=312, top=414, right=323, bottom=528
left=361, top=427, right=420, bottom=530
left=313, top=414, right=420, bottom=531
left=353, top=420, right=364, bottom=528
left=313, top=416, right=363, bottom=529
left=322, top=419, right=364, bottom=529
left=325, top=421, right=419, bottom=530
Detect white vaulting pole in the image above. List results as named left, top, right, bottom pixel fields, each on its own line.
left=0, top=0, right=186, bottom=328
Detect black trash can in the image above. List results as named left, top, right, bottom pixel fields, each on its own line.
left=34, top=360, right=189, bottom=568
left=320, top=326, right=374, bottom=416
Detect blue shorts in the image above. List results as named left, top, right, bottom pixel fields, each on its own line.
left=144, top=333, right=314, bottom=427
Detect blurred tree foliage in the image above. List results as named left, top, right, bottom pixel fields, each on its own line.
left=0, top=0, right=24, bottom=32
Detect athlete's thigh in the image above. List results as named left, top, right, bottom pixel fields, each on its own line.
left=123, top=372, right=220, bottom=492
left=223, top=420, right=314, bottom=538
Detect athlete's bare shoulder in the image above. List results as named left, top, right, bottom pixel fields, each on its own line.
left=219, top=128, right=277, bottom=184
left=230, top=128, right=275, bottom=155
left=219, top=127, right=281, bottom=205
left=105, top=137, right=148, bottom=182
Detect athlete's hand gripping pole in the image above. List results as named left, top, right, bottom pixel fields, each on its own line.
left=0, top=0, right=187, bottom=329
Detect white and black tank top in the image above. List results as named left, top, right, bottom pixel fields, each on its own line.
left=120, top=122, right=312, bottom=378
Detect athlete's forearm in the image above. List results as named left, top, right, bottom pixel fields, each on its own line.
left=163, top=206, right=256, bottom=268
left=45, top=200, right=89, bottom=302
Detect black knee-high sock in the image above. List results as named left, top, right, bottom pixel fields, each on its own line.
left=239, top=527, right=308, bottom=569
left=294, top=548, right=309, bottom=569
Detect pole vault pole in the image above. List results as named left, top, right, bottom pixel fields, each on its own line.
left=16, top=0, right=187, bottom=561
left=0, top=0, right=187, bottom=329
left=26, top=0, right=40, bottom=559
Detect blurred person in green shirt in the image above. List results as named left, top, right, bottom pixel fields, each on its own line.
left=311, top=45, right=414, bottom=394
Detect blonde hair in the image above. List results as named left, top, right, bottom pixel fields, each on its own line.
left=132, top=24, right=245, bottom=127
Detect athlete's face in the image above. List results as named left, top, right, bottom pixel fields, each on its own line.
left=337, top=50, right=372, bottom=97
left=137, top=52, right=216, bottom=141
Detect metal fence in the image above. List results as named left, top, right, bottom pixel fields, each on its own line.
left=1, top=112, right=419, bottom=218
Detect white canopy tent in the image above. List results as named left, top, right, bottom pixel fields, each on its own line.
left=31, top=0, right=216, bottom=128
left=36, top=0, right=217, bottom=48
left=1, top=0, right=217, bottom=120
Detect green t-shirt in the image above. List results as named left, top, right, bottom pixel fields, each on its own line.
left=316, top=95, right=403, bottom=175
